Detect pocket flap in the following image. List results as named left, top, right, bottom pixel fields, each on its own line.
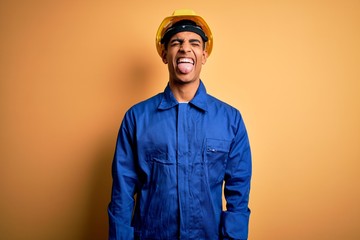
left=206, top=138, right=231, bottom=153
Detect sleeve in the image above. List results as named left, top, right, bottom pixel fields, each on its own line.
left=108, top=110, right=139, bottom=240
left=221, top=111, right=252, bottom=240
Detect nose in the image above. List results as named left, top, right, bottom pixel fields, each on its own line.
left=180, top=41, right=191, bottom=52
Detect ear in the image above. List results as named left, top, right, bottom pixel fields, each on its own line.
left=161, top=49, right=168, bottom=64
left=202, top=50, right=208, bottom=65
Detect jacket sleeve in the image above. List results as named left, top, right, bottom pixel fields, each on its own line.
left=221, top=111, right=252, bottom=240
left=108, top=111, right=138, bottom=240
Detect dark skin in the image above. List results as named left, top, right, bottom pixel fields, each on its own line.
left=161, top=31, right=208, bottom=102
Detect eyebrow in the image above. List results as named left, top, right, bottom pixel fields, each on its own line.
left=170, top=38, right=202, bottom=44
left=170, top=38, right=183, bottom=44
left=189, top=39, right=201, bottom=44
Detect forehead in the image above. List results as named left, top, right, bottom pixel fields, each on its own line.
left=169, top=31, right=203, bottom=42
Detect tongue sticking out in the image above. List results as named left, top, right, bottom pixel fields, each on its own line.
left=178, top=63, right=194, bottom=74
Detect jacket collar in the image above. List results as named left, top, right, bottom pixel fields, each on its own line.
left=158, top=80, right=208, bottom=112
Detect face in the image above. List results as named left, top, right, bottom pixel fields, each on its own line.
left=162, top=31, right=208, bottom=85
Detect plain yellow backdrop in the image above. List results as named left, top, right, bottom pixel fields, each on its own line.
left=1, top=1, right=359, bottom=239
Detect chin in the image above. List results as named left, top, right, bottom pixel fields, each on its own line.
left=174, top=76, right=197, bottom=85
left=175, top=72, right=199, bottom=82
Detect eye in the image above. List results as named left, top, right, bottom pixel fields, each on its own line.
left=170, top=41, right=180, bottom=47
left=190, top=40, right=201, bottom=47
left=170, top=39, right=182, bottom=47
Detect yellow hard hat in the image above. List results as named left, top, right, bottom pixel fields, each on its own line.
left=156, top=9, right=213, bottom=58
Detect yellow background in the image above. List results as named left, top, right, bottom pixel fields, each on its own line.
left=1, top=1, right=359, bottom=239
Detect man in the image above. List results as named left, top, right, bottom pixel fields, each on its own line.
left=108, top=9, right=252, bottom=240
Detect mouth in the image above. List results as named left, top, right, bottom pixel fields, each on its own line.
left=176, top=57, right=194, bottom=74
left=177, top=57, right=194, bottom=65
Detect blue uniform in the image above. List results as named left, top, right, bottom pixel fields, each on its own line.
left=108, top=81, right=252, bottom=239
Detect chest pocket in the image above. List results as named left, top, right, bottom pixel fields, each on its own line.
left=205, top=138, right=231, bottom=185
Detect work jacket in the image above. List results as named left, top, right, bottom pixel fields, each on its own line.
left=108, top=81, right=252, bottom=240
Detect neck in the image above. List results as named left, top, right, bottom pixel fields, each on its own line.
left=169, top=79, right=200, bottom=103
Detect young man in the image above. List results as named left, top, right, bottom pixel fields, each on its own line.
left=108, top=9, right=252, bottom=240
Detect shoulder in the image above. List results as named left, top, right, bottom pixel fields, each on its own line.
left=122, top=93, right=163, bottom=126
left=206, top=94, right=241, bottom=115
left=205, top=93, right=248, bottom=131
left=121, top=93, right=163, bottom=121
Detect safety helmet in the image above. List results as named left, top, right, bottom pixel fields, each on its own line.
left=155, top=9, right=213, bottom=58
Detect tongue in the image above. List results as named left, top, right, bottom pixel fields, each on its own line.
left=178, top=63, right=193, bottom=74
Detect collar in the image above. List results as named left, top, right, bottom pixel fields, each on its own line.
left=158, top=80, right=208, bottom=112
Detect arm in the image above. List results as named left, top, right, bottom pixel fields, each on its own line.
left=221, top=112, right=252, bottom=240
left=108, top=111, right=138, bottom=240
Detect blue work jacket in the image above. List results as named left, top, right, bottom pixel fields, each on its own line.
left=108, top=81, right=252, bottom=240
